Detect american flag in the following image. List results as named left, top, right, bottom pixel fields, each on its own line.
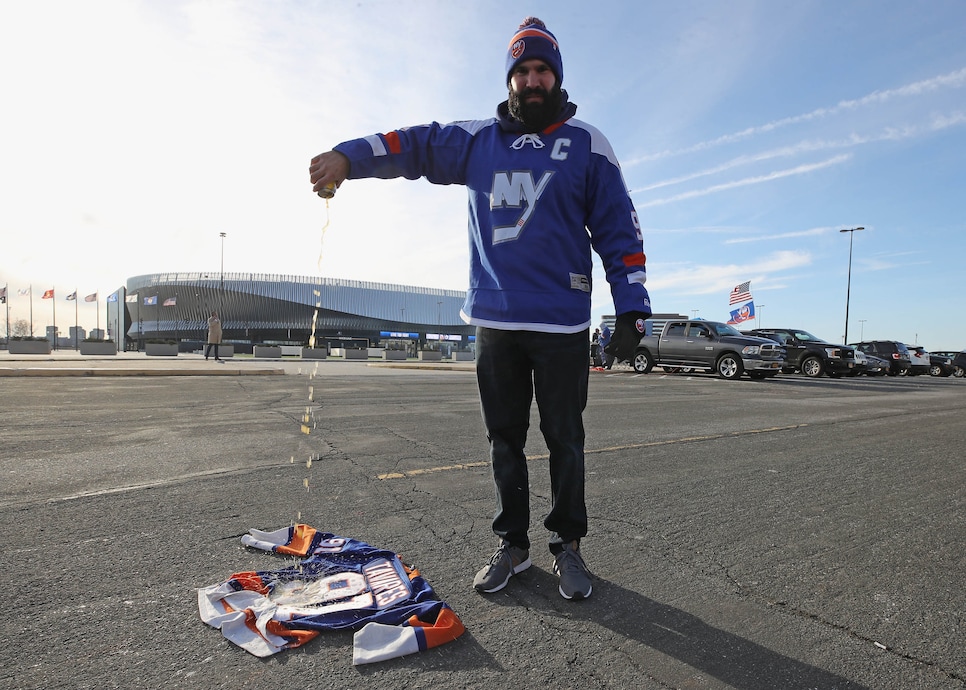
left=163, top=297, right=177, bottom=306
left=729, top=281, right=752, bottom=305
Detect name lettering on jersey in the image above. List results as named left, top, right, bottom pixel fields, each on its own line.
left=550, top=138, right=571, bottom=161
left=490, top=170, right=554, bottom=243
left=363, top=558, right=411, bottom=609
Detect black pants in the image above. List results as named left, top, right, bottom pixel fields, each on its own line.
left=475, top=327, right=589, bottom=553
left=205, top=343, right=220, bottom=359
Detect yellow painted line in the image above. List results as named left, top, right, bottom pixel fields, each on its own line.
left=377, top=424, right=807, bottom=479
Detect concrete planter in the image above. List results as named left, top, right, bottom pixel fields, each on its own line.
left=253, top=345, right=282, bottom=358
left=343, top=349, right=367, bottom=360
left=382, top=350, right=407, bottom=360
left=145, top=343, right=178, bottom=357
left=301, top=347, right=328, bottom=360
left=9, top=340, right=52, bottom=355
left=80, top=341, right=117, bottom=356
left=418, top=350, right=443, bottom=361
left=450, top=351, right=475, bottom=361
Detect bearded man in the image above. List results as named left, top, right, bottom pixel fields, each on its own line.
left=309, top=17, right=651, bottom=601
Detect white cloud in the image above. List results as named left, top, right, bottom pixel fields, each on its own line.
left=635, top=155, right=852, bottom=207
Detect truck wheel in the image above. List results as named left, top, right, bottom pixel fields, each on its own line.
left=801, top=356, right=825, bottom=378
left=716, top=354, right=743, bottom=380
left=633, top=349, right=654, bottom=374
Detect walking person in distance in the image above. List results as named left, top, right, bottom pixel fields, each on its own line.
left=205, top=311, right=222, bottom=361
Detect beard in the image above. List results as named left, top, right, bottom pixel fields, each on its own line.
left=507, top=84, right=563, bottom=132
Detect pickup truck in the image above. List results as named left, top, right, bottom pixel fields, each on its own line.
left=743, top=328, right=857, bottom=378
left=633, top=320, right=785, bottom=379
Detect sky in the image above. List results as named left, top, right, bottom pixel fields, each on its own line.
left=2, top=0, right=965, bottom=349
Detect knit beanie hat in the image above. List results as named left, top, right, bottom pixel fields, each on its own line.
left=505, top=17, right=563, bottom=86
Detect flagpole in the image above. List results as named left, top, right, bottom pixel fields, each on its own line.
left=52, top=288, right=56, bottom=350
left=74, top=289, right=79, bottom=349
left=29, top=285, right=34, bottom=336
left=4, top=283, right=9, bottom=344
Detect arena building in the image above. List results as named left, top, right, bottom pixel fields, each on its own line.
left=106, top=272, right=474, bottom=354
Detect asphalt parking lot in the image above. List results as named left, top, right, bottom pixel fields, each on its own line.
left=1, top=358, right=964, bottom=689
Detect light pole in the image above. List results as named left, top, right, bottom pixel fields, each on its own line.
left=858, top=319, right=867, bottom=341
left=840, top=226, right=864, bottom=344
left=691, top=309, right=699, bottom=318
left=219, top=232, right=226, bottom=313
left=437, top=300, right=443, bottom=353
left=756, top=304, right=764, bottom=329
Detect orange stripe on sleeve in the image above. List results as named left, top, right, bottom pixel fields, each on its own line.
left=622, top=252, right=646, bottom=267
left=384, top=131, right=402, bottom=155
left=265, top=620, right=319, bottom=650
left=230, top=571, right=269, bottom=595
left=275, top=524, right=317, bottom=556
left=408, top=607, right=465, bottom=649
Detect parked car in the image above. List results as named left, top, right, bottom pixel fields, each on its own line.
left=903, top=345, right=931, bottom=376
left=744, top=328, right=857, bottom=378
left=855, top=350, right=888, bottom=376
left=907, top=346, right=954, bottom=377
left=931, top=351, right=966, bottom=378
left=633, top=319, right=785, bottom=379
left=954, top=352, right=966, bottom=378
left=849, top=341, right=912, bottom=376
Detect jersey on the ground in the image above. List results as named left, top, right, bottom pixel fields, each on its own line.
left=198, top=524, right=465, bottom=664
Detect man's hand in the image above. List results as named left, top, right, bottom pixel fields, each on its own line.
left=309, top=151, right=350, bottom=197
left=604, top=311, right=650, bottom=362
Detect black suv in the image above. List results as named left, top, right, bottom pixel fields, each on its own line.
left=849, top=340, right=912, bottom=376
left=932, top=351, right=966, bottom=378
left=744, top=328, right=857, bottom=378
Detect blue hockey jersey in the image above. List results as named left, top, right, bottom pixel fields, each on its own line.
left=333, top=99, right=651, bottom=333
left=197, top=524, right=465, bottom=664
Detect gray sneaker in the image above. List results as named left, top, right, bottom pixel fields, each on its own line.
left=473, top=542, right=531, bottom=593
left=552, top=541, right=592, bottom=600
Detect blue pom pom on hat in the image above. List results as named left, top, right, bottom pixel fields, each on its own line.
left=505, top=17, right=563, bottom=86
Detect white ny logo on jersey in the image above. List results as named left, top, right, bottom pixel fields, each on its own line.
left=489, top=170, right=554, bottom=243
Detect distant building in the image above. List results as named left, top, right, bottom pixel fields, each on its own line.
left=68, top=326, right=87, bottom=348
left=108, top=272, right=475, bottom=353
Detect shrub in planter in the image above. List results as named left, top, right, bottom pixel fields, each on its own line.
left=253, top=345, right=282, bottom=358
left=80, top=339, right=117, bottom=355
left=145, top=341, right=179, bottom=356
left=9, top=337, right=52, bottom=354
left=301, top=347, right=328, bottom=360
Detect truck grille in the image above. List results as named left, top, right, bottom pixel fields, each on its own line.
left=760, top=343, right=784, bottom=360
